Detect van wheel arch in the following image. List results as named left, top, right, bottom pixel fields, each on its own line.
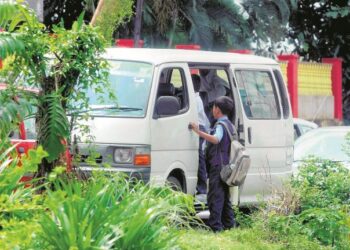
left=167, top=169, right=186, bottom=193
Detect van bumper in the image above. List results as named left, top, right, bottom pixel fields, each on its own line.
left=75, top=165, right=151, bottom=183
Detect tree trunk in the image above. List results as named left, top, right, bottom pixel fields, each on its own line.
left=133, top=0, right=144, bottom=48
left=90, top=0, right=105, bottom=26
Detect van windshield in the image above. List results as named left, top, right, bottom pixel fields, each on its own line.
left=81, top=60, right=153, bottom=117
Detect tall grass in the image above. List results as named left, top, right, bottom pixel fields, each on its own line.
left=39, top=173, right=195, bottom=250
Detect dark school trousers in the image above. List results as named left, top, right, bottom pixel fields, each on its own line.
left=196, top=125, right=207, bottom=194
left=207, top=163, right=235, bottom=232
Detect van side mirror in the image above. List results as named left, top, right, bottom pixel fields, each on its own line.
left=155, top=96, right=180, bottom=118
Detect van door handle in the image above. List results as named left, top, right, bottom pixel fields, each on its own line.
left=248, top=127, right=252, bottom=144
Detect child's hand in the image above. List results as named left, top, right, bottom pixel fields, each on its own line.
left=189, top=122, right=199, bottom=133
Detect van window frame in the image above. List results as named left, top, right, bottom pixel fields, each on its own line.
left=233, top=68, right=282, bottom=121
left=273, top=69, right=290, bottom=119
left=153, top=66, right=190, bottom=118
left=170, top=67, right=190, bottom=115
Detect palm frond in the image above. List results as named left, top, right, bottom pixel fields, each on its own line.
left=185, top=5, right=213, bottom=49
left=38, top=93, right=69, bottom=163
left=241, top=0, right=292, bottom=45
left=0, top=33, right=26, bottom=58
left=0, top=2, right=40, bottom=32
left=0, top=2, right=18, bottom=29
left=205, top=1, right=251, bottom=48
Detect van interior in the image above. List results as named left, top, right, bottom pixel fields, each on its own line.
left=156, top=64, right=243, bottom=142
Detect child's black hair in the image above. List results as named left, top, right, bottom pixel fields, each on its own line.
left=191, top=74, right=201, bottom=92
left=213, top=96, right=234, bottom=119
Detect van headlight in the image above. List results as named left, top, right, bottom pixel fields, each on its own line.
left=113, top=146, right=151, bottom=166
left=113, top=147, right=133, bottom=164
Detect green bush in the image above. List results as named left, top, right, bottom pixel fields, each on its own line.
left=0, top=143, right=47, bottom=249
left=291, top=158, right=350, bottom=247
left=0, top=138, right=195, bottom=249
left=254, top=158, right=350, bottom=249
left=292, top=158, right=350, bottom=210
left=38, top=174, right=195, bottom=250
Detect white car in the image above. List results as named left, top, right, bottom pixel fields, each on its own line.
left=293, top=126, right=350, bottom=174
left=293, top=118, right=318, bottom=140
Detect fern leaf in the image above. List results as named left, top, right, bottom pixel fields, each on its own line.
left=38, top=93, right=69, bottom=163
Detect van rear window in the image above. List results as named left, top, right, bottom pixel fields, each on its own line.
left=235, top=70, right=281, bottom=120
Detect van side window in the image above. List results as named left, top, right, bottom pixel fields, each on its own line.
left=155, top=68, right=188, bottom=117
left=273, top=69, right=290, bottom=119
left=170, top=68, right=189, bottom=111
left=235, top=70, right=281, bottom=120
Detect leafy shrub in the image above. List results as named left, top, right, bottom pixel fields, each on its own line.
left=299, top=208, right=349, bottom=247
left=292, top=158, right=350, bottom=210
left=0, top=144, right=47, bottom=249
left=39, top=174, right=195, bottom=250
left=255, top=158, right=350, bottom=249
left=291, top=158, right=350, bottom=247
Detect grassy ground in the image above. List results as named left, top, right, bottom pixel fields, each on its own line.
left=178, top=228, right=329, bottom=250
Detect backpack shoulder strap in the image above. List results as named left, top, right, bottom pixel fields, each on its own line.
left=216, top=121, right=235, bottom=141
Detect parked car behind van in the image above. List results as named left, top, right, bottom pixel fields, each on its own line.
left=293, top=118, right=318, bottom=140
left=74, top=48, right=294, bottom=206
left=293, top=126, right=350, bottom=174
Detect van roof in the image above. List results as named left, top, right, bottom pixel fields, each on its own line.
left=104, top=48, right=278, bottom=66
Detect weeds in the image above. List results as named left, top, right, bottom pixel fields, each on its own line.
left=251, top=158, right=350, bottom=249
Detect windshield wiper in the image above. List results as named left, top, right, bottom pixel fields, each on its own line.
left=112, top=106, right=143, bottom=111
left=69, top=105, right=142, bottom=115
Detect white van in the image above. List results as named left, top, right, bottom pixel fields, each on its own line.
left=76, top=48, right=294, bottom=205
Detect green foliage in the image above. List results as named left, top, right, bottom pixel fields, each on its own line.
left=292, top=158, right=350, bottom=210
left=0, top=33, right=25, bottom=58
left=0, top=143, right=47, bottom=249
left=138, top=0, right=252, bottom=49
left=178, top=227, right=325, bottom=250
left=39, top=174, right=194, bottom=249
left=118, top=0, right=293, bottom=51
left=39, top=93, right=69, bottom=163
left=0, top=2, right=111, bottom=174
left=291, top=159, right=350, bottom=247
left=299, top=208, right=349, bottom=246
left=0, top=145, right=47, bottom=196
left=0, top=1, right=42, bottom=32
left=288, top=1, right=350, bottom=120
left=255, top=159, right=350, bottom=249
left=241, top=0, right=297, bottom=53
left=0, top=138, right=195, bottom=249
left=0, top=96, right=32, bottom=139
left=93, top=0, right=133, bottom=44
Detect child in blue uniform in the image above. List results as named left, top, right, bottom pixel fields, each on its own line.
left=189, top=96, right=235, bottom=232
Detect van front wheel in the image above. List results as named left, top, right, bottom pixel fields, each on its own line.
left=166, top=176, right=183, bottom=192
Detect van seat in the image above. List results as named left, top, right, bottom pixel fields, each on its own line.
left=158, top=83, right=175, bottom=96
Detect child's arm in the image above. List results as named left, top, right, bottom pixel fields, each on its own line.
left=189, top=122, right=219, bottom=144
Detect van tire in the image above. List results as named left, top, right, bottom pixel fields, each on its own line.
left=166, top=176, right=183, bottom=192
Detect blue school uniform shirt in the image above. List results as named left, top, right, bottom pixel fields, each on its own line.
left=212, top=116, right=229, bottom=142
